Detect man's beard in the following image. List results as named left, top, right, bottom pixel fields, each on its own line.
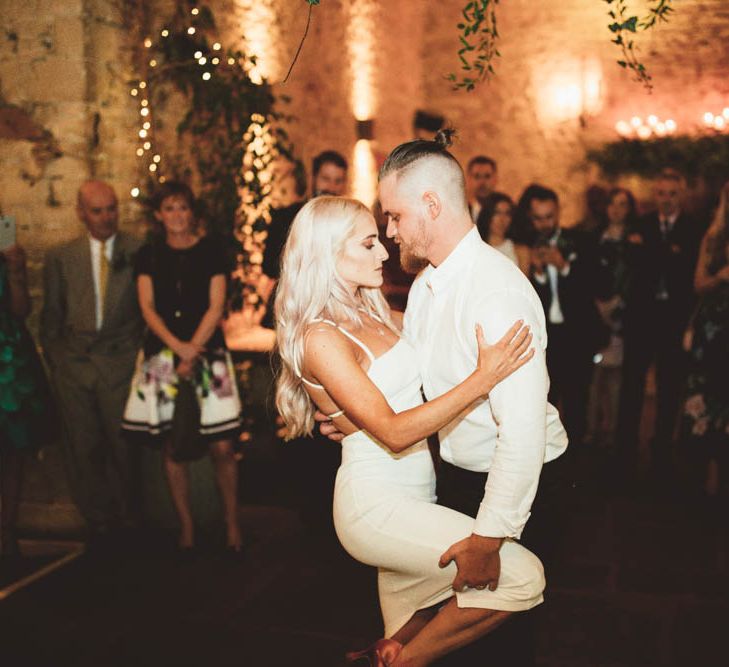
left=398, top=217, right=430, bottom=275
left=398, top=247, right=427, bottom=274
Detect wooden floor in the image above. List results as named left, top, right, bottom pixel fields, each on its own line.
left=1, top=442, right=728, bottom=667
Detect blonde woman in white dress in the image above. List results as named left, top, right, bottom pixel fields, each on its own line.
left=275, top=196, right=545, bottom=666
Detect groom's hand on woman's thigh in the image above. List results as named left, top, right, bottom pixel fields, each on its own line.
left=314, top=410, right=345, bottom=442
left=439, top=534, right=504, bottom=592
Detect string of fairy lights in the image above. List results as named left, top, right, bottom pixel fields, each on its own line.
left=128, top=5, right=277, bottom=279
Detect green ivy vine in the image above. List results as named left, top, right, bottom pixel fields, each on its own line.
left=291, top=0, right=676, bottom=93
left=606, top=0, right=674, bottom=91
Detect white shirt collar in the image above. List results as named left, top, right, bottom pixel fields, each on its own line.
left=89, top=233, right=117, bottom=250
left=424, top=226, right=480, bottom=295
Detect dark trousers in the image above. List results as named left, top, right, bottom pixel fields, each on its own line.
left=618, top=302, right=687, bottom=469
left=546, top=324, right=594, bottom=447
left=432, top=455, right=569, bottom=666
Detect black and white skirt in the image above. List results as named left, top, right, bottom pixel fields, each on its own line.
left=121, top=347, right=242, bottom=442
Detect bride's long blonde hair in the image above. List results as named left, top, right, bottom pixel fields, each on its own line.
left=275, top=196, right=397, bottom=439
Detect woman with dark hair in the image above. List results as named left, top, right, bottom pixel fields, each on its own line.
left=475, top=192, right=530, bottom=274
left=122, top=181, right=243, bottom=552
left=586, top=187, right=637, bottom=448
left=682, top=181, right=729, bottom=497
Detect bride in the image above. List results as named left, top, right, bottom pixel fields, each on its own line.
left=275, top=196, right=545, bottom=666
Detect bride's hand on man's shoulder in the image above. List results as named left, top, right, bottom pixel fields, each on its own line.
left=474, top=320, right=534, bottom=392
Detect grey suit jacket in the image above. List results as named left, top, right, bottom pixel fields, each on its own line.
left=40, top=231, right=144, bottom=385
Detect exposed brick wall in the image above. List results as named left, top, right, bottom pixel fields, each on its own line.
left=1, top=0, right=728, bottom=533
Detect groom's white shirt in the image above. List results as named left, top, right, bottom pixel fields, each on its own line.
left=402, top=227, right=568, bottom=540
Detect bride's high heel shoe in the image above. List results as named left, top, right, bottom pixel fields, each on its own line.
left=346, top=638, right=403, bottom=666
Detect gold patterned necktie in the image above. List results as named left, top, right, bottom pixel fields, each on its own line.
left=99, top=239, right=109, bottom=314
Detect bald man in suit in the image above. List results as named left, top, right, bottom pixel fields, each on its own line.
left=40, top=181, right=143, bottom=540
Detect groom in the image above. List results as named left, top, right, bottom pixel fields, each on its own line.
left=322, top=137, right=568, bottom=664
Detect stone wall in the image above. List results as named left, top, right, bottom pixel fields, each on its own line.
left=1, top=0, right=728, bottom=533
left=424, top=0, right=729, bottom=222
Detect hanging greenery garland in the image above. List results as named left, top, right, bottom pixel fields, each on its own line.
left=126, top=1, right=298, bottom=310
left=291, top=0, right=675, bottom=92
left=587, top=134, right=729, bottom=186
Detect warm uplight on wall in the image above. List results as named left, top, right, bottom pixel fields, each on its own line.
left=615, top=114, right=677, bottom=139
left=352, top=139, right=377, bottom=207
left=534, top=59, right=603, bottom=125
left=235, top=0, right=281, bottom=83
left=347, top=1, right=378, bottom=205
left=347, top=2, right=377, bottom=121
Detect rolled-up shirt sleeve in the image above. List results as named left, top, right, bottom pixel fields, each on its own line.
left=472, top=290, right=548, bottom=539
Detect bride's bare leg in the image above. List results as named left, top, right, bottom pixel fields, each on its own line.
left=392, top=600, right=511, bottom=667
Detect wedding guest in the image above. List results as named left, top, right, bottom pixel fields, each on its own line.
left=476, top=192, right=530, bottom=274
left=0, top=244, right=54, bottom=558
left=466, top=155, right=497, bottom=223
left=617, top=169, right=703, bottom=475
left=40, top=180, right=143, bottom=544
left=528, top=186, right=606, bottom=448
left=258, top=151, right=348, bottom=535
left=121, top=180, right=243, bottom=552
left=259, top=150, right=348, bottom=305
left=575, top=185, right=609, bottom=236
left=585, top=188, right=637, bottom=449
left=511, top=184, right=543, bottom=246
left=682, top=181, right=729, bottom=497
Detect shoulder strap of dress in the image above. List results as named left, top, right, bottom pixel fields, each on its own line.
left=294, top=318, right=339, bottom=385
left=332, top=325, right=376, bottom=363
left=298, top=318, right=375, bottom=382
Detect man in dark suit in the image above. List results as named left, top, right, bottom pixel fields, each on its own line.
left=257, top=151, right=347, bottom=534
left=528, top=186, right=605, bottom=449
left=40, top=180, right=143, bottom=540
left=618, top=169, right=702, bottom=474
left=259, top=150, right=348, bottom=305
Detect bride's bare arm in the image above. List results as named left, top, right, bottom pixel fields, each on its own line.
left=304, top=321, right=533, bottom=453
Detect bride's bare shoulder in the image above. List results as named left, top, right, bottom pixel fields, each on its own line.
left=390, top=310, right=404, bottom=329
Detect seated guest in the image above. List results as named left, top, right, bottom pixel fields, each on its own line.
left=41, top=180, right=143, bottom=544
left=682, top=181, right=729, bottom=496
left=121, top=181, right=243, bottom=552
left=476, top=192, right=530, bottom=274
left=586, top=187, right=637, bottom=448
left=0, top=243, right=55, bottom=558
left=466, top=155, right=498, bottom=223
left=528, top=186, right=606, bottom=448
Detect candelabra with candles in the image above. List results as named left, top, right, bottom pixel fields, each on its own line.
left=614, top=106, right=729, bottom=140
left=702, top=108, right=729, bottom=133
left=615, top=114, right=677, bottom=140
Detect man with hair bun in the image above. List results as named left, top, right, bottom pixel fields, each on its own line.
left=324, top=131, right=568, bottom=664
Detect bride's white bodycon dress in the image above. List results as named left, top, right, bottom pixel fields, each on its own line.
left=318, top=322, right=545, bottom=637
